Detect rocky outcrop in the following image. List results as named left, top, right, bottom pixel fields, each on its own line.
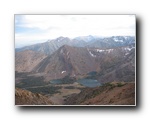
left=15, top=88, right=53, bottom=105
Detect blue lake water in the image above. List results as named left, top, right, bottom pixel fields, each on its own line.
left=50, top=78, right=101, bottom=88
left=77, top=79, right=101, bottom=87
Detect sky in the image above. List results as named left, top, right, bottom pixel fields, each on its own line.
left=15, top=15, right=135, bottom=48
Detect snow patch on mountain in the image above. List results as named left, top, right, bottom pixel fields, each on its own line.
left=61, top=71, right=66, bottom=74
left=89, top=51, right=96, bottom=57
left=95, top=49, right=113, bottom=53
left=96, top=49, right=105, bottom=52
left=124, top=47, right=134, bottom=51
left=87, top=48, right=96, bottom=57
left=113, top=38, right=123, bottom=42
left=124, top=36, right=128, bottom=40
left=107, top=49, right=113, bottom=53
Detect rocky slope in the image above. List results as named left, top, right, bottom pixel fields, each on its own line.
left=94, top=45, right=135, bottom=83
left=65, top=82, right=135, bottom=105
left=33, top=45, right=98, bottom=80
left=16, top=44, right=135, bottom=82
left=15, top=50, right=47, bottom=72
left=15, top=88, right=53, bottom=105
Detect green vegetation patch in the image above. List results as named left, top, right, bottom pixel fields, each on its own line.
left=26, top=86, right=62, bottom=95
left=16, top=75, right=47, bottom=88
left=103, top=82, right=126, bottom=90
left=50, top=75, right=76, bottom=85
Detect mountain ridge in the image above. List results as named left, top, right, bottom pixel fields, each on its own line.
left=16, top=35, right=135, bottom=55
left=16, top=44, right=135, bottom=83
left=15, top=35, right=135, bottom=105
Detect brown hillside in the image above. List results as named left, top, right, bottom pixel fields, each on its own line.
left=16, top=45, right=135, bottom=83
left=15, top=88, right=53, bottom=105
left=33, top=45, right=98, bottom=80
left=65, top=83, right=135, bottom=105
left=15, top=50, right=47, bottom=72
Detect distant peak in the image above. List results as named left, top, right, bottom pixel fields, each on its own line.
left=57, top=36, right=66, bottom=39
left=57, top=36, right=70, bottom=40
left=47, top=36, right=70, bottom=42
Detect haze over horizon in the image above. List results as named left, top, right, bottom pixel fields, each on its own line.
left=15, top=15, right=135, bottom=48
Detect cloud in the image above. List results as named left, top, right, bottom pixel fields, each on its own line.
left=15, top=15, right=135, bottom=47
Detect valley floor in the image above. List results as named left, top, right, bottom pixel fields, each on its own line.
left=48, top=82, right=83, bottom=105
left=15, top=82, right=135, bottom=105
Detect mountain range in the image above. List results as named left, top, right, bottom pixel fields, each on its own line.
left=15, top=35, right=135, bottom=105
left=16, top=36, right=135, bottom=55
left=16, top=35, right=135, bottom=83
